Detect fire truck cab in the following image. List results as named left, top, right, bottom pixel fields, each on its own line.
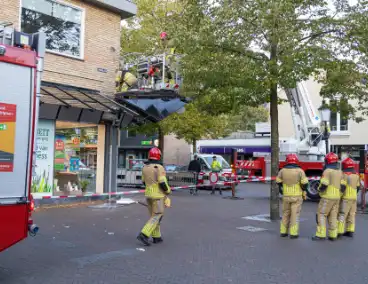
left=0, top=22, right=45, bottom=252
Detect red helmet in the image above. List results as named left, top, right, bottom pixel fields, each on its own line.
left=285, top=153, right=299, bottom=165
left=341, top=157, right=355, bottom=169
left=148, top=147, right=162, bottom=161
left=160, top=32, right=168, bottom=40
left=325, top=152, right=338, bottom=164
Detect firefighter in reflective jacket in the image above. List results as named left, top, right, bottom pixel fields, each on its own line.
left=337, top=157, right=360, bottom=238
left=115, top=69, right=138, bottom=92
left=137, top=147, right=171, bottom=246
left=312, top=152, right=346, bottom=241
left=276, top=154, right=309, bottom=239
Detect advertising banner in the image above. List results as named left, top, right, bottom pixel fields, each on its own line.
left=0, top=103, right=16, bottom=172
left=55, top=134, right=66, bottom=171
left=32, top=119, right=55, bottom=194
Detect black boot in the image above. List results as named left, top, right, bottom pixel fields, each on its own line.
left=343, top=232, right=354, bottom=238
left=280, top=234, right=288, bottom=238
left=337, top=233, right=343, bottom=238
left=137, top=233, right=151, bottom=246
left=328, top=237, right=337, bottom=241
left=152, top=237, right=163, bottom=244
left=190, top=189, right=193, bottom=195
left=312, top=236, right=326, bottom=241
left=290, top=235, right=299, bottom=239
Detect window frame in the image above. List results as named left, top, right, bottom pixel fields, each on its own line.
left=328, top=95, right=350, bottom=136
left=19, top=0, right=86, bottom=60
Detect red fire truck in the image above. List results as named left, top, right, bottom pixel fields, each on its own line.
left=0, top=23, right=45, bottom=252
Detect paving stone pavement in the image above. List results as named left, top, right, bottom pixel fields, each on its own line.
left=1, top=183, right=368, bottom=284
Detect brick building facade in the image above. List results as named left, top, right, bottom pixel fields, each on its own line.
left=1, top=0, right=136, bottom=197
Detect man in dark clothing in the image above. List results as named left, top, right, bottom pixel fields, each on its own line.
left=188, top=155, right=201, bottom=195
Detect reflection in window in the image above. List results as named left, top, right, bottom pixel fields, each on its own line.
left=21, top=0, right=83, bottom=57
left=330, top=112, right=338, bottom=131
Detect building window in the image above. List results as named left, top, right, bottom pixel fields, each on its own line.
left=21, top=0, right=84, bottom=58
left=330, top=111, right=348, bottom=132
left=329, top=96, right=349, bottom=133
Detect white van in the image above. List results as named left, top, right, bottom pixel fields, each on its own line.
left=193, top=154, right=237, bottom=188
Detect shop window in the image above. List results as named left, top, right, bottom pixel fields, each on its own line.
left=21, top=0, right=84, bottom=58
left=54, top=123, right=99, bottom=195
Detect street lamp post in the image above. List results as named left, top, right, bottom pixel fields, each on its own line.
left=319, top=101, right=331, bottom=154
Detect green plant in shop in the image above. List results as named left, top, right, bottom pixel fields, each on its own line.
left=32, top=169, right=52, bottom=193
left=79, top=180, right=90, bottom=193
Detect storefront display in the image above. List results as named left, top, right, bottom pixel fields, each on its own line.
left=54, top=122, right=99, bottom=194
left=32, top=119, right=55, bottom=196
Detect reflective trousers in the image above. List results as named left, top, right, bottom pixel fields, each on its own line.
left=280, top=196, right=303, bottom=236
left=315, top=198, right=339, bottom=239
left=338, top=199, right=357, bottom=234
left=141, top=198, right=164, bottom=238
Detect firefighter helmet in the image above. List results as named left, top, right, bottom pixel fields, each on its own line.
left=148, top=147, right=162, bottom=161
left=341, top=157, right=355, bottom=169
left=285, top=153, right=299, bottom=165
left=325, top=152, right=338, bottom=164
left=160, top=32, right=168, bottom=40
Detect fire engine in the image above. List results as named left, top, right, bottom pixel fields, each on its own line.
left=0, top=22, right=45, bottom=252
left=114, top=51, right=238, bottom=188
left=232, top=82, right=365, bottom=200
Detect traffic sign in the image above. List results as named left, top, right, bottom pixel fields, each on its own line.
left=209, top=172, right=219, bottom=184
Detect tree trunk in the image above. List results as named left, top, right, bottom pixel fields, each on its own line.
left=269, top=42, right=280, bottom=221
left=192, top=139, right=197, bottom=154
left=158, top=126, right=165, bottom=161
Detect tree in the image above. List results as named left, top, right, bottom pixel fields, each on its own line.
left=161, top=102, right=233, bottom=152
left=174, top=0, right=368, bottom=220
left=121, top=0, right=269, bottom=156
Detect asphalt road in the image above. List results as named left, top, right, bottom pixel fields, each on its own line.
left=1, top=183, right=368, bottom=284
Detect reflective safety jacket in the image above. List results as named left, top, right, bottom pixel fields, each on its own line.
left=142, top=163, right=171, bottom=199
left=276, top=166, right=309, bottom=197
left=341, top=172, right=360, bottom=200
left=211, top=160, right=222, bottom=172
left=319, top=168, right=345, bottom=199
left=115, top=71, right=138, bottom=92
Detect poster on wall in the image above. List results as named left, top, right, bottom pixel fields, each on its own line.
left=55, top=134, right=66, bottom=171
left=69, top=156, right=80, bottom=172
left=32, top=120, right=55, bottom=194
left=0, top=103, right=16, bottom=172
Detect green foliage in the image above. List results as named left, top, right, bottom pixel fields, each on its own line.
left=175, top=0, right=368, bottom=117
left=173, top=0, right=368, bottom=219
left=122, top=0, right=271, bottom=142
left=79, top=180, right=90, bottom=192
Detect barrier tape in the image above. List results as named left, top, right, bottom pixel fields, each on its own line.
left=35, top=175, right=365, bottom=200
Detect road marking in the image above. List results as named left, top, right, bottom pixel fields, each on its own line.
left=243, top=214, right=307, bottom=222
left=236, top=226, right=268, bottom=232
left=71, top=248, right=144, bottom=268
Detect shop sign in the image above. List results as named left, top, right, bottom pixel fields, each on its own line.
left=141, top=140, right=153, bottom=146
left=32, top=119, right=55, bottom=194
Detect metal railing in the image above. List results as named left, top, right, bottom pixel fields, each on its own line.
left=117, top=168, right=197, bottom=188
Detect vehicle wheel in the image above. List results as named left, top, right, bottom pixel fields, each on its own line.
left=307, top=180, right=320, bottom=201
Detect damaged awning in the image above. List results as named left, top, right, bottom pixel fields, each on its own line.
left=39, top=82, right=157, bottom=126
left=114, top=89, right=191, bottom=122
